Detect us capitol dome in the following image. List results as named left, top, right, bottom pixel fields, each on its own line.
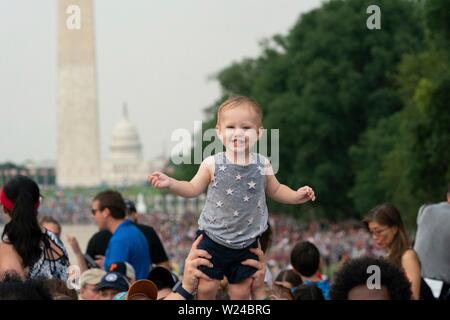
left=101, top=104, right=153, bottom=186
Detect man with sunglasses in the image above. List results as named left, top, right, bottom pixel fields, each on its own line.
left=91, top=190, right=150, bottom=280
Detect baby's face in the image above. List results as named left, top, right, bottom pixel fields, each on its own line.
left=216, top=104, right=261, bottom=153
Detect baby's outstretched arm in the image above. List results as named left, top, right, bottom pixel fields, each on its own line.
left=148, top=159, right=212, bottom=198
left=264, top=163, right=315, bottom=204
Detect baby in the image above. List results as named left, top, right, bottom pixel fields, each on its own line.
left=149, top=96, right=315, bottom=299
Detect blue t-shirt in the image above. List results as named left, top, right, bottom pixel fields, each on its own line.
left=304, top=280, right=331, bottom=300
left=104, top=220, right=151, bottom=280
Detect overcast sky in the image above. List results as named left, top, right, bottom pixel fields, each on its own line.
left=0, top=0, right=322, bottom=164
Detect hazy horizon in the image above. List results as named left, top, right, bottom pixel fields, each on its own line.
left=0, top=0, right=322, bottom=164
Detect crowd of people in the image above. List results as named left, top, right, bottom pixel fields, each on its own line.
left=0, top=190, right=384, bottom=280
left=137, top=211, right=384, bottom=280
left=0, top=190, right=385, bottom=280
left=0, top=94, right=447, bottom=301
left=0, top=174, right=449, bottom=300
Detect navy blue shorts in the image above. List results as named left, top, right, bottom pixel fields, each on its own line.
left=195, top=230, right=259, bottom=284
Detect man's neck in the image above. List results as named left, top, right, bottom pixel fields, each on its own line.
left=107, top=218, right=126, bottom=234
left=301, top=274, right=322, bottom=282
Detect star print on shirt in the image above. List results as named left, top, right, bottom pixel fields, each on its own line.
left=235, top=174, right=242, bottom=181
left=226, top=188, right=234, bottom=195
left=247, top=181, right=256, bottom=189
left=219, top=165, right=226, bottom=172
left=247, top=217, right=254, bottom=225
left=212, top=180, right=218, bottom=188
left=216, top=201, right=223, bottom=208
left=257, top=200, right=262, bottom=208
left=233, top=210, right=239, bottom=217
left=225, top=240, right=232, bottom=245
left=243, top=195, right=250, bottom=202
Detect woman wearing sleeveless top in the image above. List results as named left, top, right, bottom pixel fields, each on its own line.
left=364, top=203, right=434, bottom=300
left=0, top=175, right=69, bottom=281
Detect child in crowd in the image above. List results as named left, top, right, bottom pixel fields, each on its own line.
left=290, top=241, right=330, bottom=299
left=149, top=96, right=315, bottom=299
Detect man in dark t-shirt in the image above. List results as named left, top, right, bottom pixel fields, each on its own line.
left=86, top=200, right=170, bottom=270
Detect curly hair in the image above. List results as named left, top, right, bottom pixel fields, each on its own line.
left=0, top=273, right=53, bottom=300
left=330, top=257, right=412, bottom=300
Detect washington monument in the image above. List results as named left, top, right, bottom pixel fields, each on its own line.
left=57, top=0, right=101, bottom=187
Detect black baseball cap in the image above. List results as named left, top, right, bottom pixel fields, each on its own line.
left=97, top=272, right=130, bottom=292
left=147, top=267, right=178, bottom=290
left=125, top=200, right=137, bottom=213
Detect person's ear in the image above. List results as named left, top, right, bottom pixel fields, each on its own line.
left=216, top=125, right=224, bottom=144
left=102, top=208, right=111, bottom=219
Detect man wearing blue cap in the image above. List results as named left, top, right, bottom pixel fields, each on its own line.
left=97, top=271, right=130, bottom=300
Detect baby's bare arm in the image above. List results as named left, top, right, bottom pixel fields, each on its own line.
left=265, top=163, right=315, bottom=204
left=168, top=161, right=212, bottom=198
left=266, top=174, right=302, bottom=204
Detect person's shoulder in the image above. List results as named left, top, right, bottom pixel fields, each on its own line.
left=92, top=229, right=112, bottom=239
left=202, top=155, right=216, bottom=170
left=137, top=223, right=156, bottom=234
left=319, top=279, right=331, bottom=286
left=44, top=230, right=65, bottom=247
left=128, top=222, right=150, bottom=239
left=402, top=249, right=419, bottom=264
left=254, top=153, right=274, bottom=176
left=419, top=202, right=449, bottom=217
left=203, top=155, right=216, bottom=164
left=254, top=153, right=271, bottom=165
left=422, top=201, right=448, bottom=210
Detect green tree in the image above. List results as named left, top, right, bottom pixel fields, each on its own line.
left=175, top=0, right=426, bottom=221
left=350, top=0, right=450, bottom=227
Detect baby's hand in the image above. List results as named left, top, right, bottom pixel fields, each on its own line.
left=296, top=186, right=316, bottom=203
left=148, top=172, right=172, bottom=189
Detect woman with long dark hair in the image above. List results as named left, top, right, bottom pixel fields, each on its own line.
left=0, top=176, right=69, bottom=280
left=363, top=203, right=422, bottom=299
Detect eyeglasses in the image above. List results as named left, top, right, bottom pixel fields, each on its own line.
left=369, top=227, right=390, bottom=236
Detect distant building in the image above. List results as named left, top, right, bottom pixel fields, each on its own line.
left=24, top=160, right=56, bottom=186
left=101, top=105, right=166, bottom=186
left=0, top=161, right=56, bottom=186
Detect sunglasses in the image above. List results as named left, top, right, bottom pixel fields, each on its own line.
left=91, top=208, right=102, bottom=216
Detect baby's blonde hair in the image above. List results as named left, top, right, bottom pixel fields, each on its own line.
left=216, top=96, right=263, bottom=127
